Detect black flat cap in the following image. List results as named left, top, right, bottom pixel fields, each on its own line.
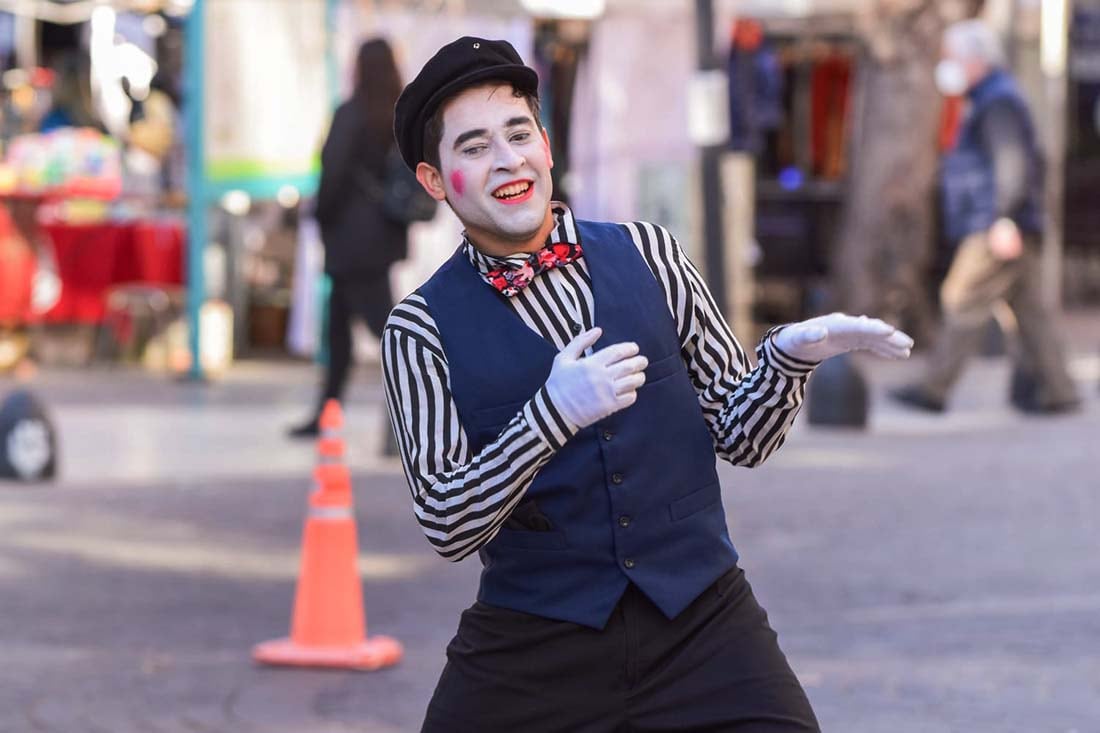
left=394, top=37, right=539, bottom=171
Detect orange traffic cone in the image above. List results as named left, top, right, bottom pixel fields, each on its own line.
left=253, top=400, right=403, bottom=670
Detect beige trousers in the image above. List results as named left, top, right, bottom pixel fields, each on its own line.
left=919, top=232, right=1078, bottom=407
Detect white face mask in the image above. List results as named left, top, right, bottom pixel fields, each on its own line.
left=934, top=59, right=968, bottom=97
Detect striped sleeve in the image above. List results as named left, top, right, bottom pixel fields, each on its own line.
left=622, top=222, right=815, bottom=467
left=381, top=293, right=580, bottom=562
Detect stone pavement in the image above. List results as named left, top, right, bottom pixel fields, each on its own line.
left=1, top=310, right=1098, bottom=732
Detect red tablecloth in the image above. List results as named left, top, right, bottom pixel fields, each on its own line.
left=39, top=218, right=186, bottom=323
left=0, top=234, right=35, bottom=324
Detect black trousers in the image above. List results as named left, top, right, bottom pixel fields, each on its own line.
left=422, top=566, right=820, bottom=732
left=319, top=272, right=392, bottom=405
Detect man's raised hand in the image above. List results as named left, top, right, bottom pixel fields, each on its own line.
left=545, top=327, right=648, bottom=429
left=773, top=313, right=914, bottom=364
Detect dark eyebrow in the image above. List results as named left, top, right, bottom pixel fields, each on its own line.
left=505, top=116, right=534, bottom=129
left=453, top=128, right=489, bottom=149
left=452, top=117, right=536, bottom=150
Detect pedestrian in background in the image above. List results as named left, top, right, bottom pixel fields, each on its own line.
left=289, top=38, right=408, bottom=438
left=893, top=19, right=1079, bottom=414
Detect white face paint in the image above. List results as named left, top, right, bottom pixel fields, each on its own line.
left=434, top=83, right=554, bottom=255
left=934, top=59, right=969, bottom=97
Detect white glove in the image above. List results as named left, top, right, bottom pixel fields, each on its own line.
left=773, top=313, right=914, bottom=363
left=545, top=327, right=648, bottom=429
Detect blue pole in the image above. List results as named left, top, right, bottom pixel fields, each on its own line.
left=184, top=0, right=207, bottom=380
left=326, top=0, right=339, bottom=107
left=316, top=0, right=340, bottom=368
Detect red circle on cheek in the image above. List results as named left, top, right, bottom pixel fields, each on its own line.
left=449, top=171, right=465, bottom=197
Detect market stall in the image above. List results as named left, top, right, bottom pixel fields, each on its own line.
left=0, top=3, right=191, bottom=370
left=37, top=215, right=184, bottom=323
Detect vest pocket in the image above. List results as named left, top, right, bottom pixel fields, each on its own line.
left=469, top=400, right=527, bottom=429
left=491, top=527, right=568, bottom=550
left=643, top=352, right=682, bottom=386
left=669, top=481, right=721, bottom=521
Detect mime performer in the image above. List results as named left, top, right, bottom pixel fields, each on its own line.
left=381, top=36, right=913, bottom=733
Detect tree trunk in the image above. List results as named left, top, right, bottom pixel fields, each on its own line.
left=832, top=0, right=981, bottom=344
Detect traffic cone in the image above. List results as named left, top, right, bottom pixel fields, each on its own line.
left=253, top=400, right=403, bottom=670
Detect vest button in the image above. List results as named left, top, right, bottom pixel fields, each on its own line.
left=618, top=515, right=631, bottom=528
left=611, top=473, right=624, bottom=485
left=623, top=558, right=635, bottom=569
left=602, top=430, right=614, bottom=441
left=570, top=321, right=582, bottom=334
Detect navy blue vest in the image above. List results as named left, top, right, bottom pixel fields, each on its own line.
left=419, top=220, right=739, bottom=628
left=940, top=69, right=1044, bottom=245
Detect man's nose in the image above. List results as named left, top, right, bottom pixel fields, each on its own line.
left=493, top=139, right=525, bottom=170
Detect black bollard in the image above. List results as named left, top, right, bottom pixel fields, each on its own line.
left=806, top=353, right=868, bottom=428
left=0, top=389, right=58, bottom=482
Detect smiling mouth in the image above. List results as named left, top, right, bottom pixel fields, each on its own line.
left=492, top=181, right=533, bottom=201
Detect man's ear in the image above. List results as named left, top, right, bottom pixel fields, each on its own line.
left=416, top=162, right=448, bottom=202
left=541, top=128, right=554, bottom=170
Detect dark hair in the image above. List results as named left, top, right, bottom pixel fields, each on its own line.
left=354, top=38, right=403, bottom=146
left=421, top=84, right=541, bottom=170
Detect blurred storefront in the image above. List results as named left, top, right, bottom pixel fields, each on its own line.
left=0, top=1, right=193, bottom=371
left=3, top=0, right=1092, bottom=377
left=0, top=0, right=321, bottom=375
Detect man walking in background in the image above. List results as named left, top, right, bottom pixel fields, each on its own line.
left=893, top=19, right=1079, bottom=414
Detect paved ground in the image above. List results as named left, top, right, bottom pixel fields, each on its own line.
left=1, top=311, right=1099, bottom=732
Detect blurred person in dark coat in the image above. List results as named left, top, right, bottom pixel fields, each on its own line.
left=892, top=19, right=1079, bottom=415
left=289, top=38, right=409, bottom=438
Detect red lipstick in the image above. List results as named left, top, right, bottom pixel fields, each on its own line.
left=491, top=179, right=534, bottom=205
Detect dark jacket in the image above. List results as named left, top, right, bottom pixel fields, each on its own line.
left=419, top=220, right=739, bottom=629
left=940, top=69, right=1044, bottom=246
left=314, top=99, right=408, bottom=277
left=726, top=44, right=783, bottom=154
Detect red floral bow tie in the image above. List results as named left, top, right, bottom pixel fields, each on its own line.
left=485, top=241, right=584, bottom=297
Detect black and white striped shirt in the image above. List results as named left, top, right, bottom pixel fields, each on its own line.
left=382, top=204, right=815, bottom=562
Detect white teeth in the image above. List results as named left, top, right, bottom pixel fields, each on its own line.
left=493, top=182, right=530, bottom=199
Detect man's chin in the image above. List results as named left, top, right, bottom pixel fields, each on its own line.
left=493, top=209, right=551, bottom=240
